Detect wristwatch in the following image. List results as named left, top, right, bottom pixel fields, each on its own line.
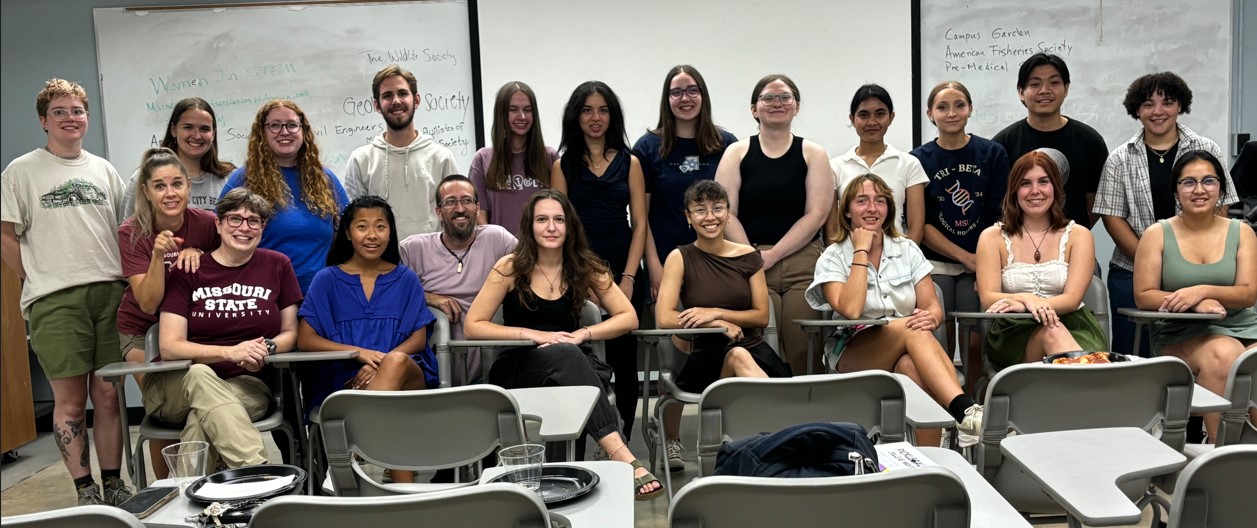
left=264, top=338, right=277, bottom=355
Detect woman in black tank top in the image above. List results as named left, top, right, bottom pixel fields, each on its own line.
left=464, top=190, right=663, bottom=501
left=714, top=74, right=835, bottom=375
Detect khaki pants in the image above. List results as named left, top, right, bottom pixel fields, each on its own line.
left=141, top=364, right=270, bottom=469
left=757, top=240, right=824, bottom=375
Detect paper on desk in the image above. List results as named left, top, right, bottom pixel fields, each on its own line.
left=195, top=475, right=295, bottom=499
left=874, top=442, right=938, bottom=471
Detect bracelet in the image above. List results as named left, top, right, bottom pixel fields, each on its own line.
left=622, top=273, right=636, bottom=283
left=583, top=326, right=594, bottom=341
left=851, top=262, right=869, bottom=268
left=853, top=249, right=869, bottom=254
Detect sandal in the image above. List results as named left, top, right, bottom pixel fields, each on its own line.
left=630, top=459, right=665, bottom=501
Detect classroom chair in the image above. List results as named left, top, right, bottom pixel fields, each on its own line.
left=977, top=357, right=1194, bottom=523
left=319, top=385, right=527, bottom=496
left=1164, top=444, right=1257, bottom=528
left=695, top=373, right=907, bottom=477
left=248, top=482, right=550, bottom=528
left=668, top=468, right=969, bottom=528
left=0, top=505, right=145, bottom=528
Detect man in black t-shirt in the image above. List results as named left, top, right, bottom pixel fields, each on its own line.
left=993, top=53, right=1108, bottom=228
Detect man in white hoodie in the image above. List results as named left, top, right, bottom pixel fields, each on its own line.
left=343, top=64, right=460, bottom=238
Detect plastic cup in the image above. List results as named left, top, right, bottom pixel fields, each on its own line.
left=498, top=443, right=545, bottom=492
left=162, top=441, right=209, bottom=485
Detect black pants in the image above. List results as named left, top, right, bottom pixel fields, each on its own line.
left=488, top=344, right=622, bottom=443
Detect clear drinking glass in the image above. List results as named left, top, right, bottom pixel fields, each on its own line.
left=161, top=441, right=210, bottom=488
left=498, top=443, right=545, bottom=492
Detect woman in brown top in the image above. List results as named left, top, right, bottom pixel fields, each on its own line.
left=654, top=180, right=792, bottom=471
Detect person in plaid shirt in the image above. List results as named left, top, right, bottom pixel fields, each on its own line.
left=1093, top=72, right=1238, bottom=357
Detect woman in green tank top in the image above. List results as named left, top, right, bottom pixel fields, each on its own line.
left=1133, top=150, right=1257, bottom=441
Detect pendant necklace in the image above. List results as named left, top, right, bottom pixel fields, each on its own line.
left=441, top=233, right=477, bottom=273
left=538, top=265, right=562, bottom=293
left=1147, top=141, right=1177, bottom=164
left=1026, top=227, right=1051, bottom=263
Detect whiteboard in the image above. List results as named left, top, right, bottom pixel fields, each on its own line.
left=919, top=0, right=1232, bottom=161
left=93, top=1, right=479, bottom=178
left=476, top=0, right=915, bottom=163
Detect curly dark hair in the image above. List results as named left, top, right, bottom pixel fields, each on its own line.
left=1122, top=72, right=1193, bottom=119
left=508, top=190, right=610, bottom=322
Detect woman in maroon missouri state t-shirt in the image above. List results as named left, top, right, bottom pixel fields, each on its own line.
left=115, top=147, right=221, bottom=479
left=149, top=188, right=302, bottom=470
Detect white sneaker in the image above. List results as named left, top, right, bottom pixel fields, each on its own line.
left=956, top=404, right=983, bottom=448
left=666, top=439, right=685, bottom=472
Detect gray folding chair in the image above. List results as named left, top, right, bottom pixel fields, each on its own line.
left=0, top=505, right=144, bottom=528
left=430, top=309, right=454, bottom=388
left=1218, top=347, right=1257, bottom=446
left=319, top=385, right=526, bottom=496
left=248, top=482, right=550, bottom=528
left=635, top=304, right=775, bottom=497
left=1164, top=444, right=1257, bottom=528
left=668, top=467, right=969, bottom=528
left=977, top=357, right=1194, bottom=520
left=696, top=372, right=907, bottom=476
left=449, top=300, right=607, bottom=383
left=95, top=324, right=297, bottom=488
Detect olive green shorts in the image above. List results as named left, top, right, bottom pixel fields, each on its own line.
left=28, top=281, right=125, bottom=379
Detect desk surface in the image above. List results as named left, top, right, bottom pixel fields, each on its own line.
left=509, top=386, right=599, bottom=443
left=919, top=447, right=1031, bottom=528
left=266, top=350, right=357, bottom=364
left=141, top=479, right=202, bottom=527
left=793, top=318, right=889, bottom=329
left=1191, top=383, right=1232, bottom=413
left=1000, top=427, right=1187, bottom=526
left=482, top=460, right=632, bottom=528
left=892, top=374, right=956, bottom=429
left=1116, top=308, right=1227, bottom=321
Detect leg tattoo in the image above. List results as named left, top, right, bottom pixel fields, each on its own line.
left=54, top=421, right=72, bottom=462
left=56, top=418, right=90, bottom=468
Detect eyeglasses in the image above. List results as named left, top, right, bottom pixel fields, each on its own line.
left=668, top=85, right=701, bottom=100
left=688, top=205, right=728, bottom=218
left=1177, top=176, right=1220, bottom=190
left=758, top=93, right=795, bottom=105
left=223, top=214, right=264, bottom=229
left=264, top=121, right=301, bottom=134
left=47, top=108, right=89, bottom=121
left=440, top=197, right=477, bottom=209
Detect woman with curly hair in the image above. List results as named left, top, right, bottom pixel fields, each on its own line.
left=465, top=190, right=663, bottom=501
left=222, top=99, right=349, bottom=293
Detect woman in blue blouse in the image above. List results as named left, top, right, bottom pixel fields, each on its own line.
left=297, top=195, right=437, bottom=483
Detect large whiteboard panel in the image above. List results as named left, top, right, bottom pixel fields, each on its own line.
left=476, top=0, right=915, bottom=161
left=920, top=0, right=1232, bottom=160
left=93, top=1, right=478, bottom=177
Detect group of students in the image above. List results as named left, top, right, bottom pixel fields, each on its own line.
left=3, top=52, right=1256, bottom=507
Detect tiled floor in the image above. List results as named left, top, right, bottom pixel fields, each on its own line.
left=1, top=401, right=1156, bottom=527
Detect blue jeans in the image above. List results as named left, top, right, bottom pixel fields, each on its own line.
left=1107, top=265, right=1152, bottom=357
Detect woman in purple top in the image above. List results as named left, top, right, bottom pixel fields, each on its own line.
left=633, top=65, right=738, bottom=300
left=469, top=82, right=557, bottom=235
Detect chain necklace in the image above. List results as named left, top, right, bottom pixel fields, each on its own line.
left=537, top=265, right=562, bottom=294
left=1025, top=226, right=1051, bottom=263
left=440, top=232, right=477, bottom=273
left=1147, top=141, right=1177, bottom=164
left=43, top=146, right=79, bottom=160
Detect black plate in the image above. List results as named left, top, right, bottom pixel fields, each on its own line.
left=1043, top=351, right=1131, bottom=364
left=487, top=464, right=600, bottom=506
left=185, top=464, right=306, bottom=505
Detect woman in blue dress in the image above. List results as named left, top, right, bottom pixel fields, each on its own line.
left=297, top=195, right=437, bottom=483
left=552, top=81, right=648, bottom=435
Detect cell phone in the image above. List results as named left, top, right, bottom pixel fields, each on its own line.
left=118, top=486, right=178, bottom=519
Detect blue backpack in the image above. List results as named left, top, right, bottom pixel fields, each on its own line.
left=714, top=422, right=879, bottom=478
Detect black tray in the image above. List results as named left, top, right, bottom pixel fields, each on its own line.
left=1043, top=351, right=1131, bottom=364
left=487, top=464, right=600, bottom=506
left=185, top=464, right=306, bottom=506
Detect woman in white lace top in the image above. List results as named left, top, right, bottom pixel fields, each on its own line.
left=976, top=151, right=1107, bottom=367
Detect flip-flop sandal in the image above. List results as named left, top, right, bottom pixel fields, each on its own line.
left=630, top=459, right=665, bottom=501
